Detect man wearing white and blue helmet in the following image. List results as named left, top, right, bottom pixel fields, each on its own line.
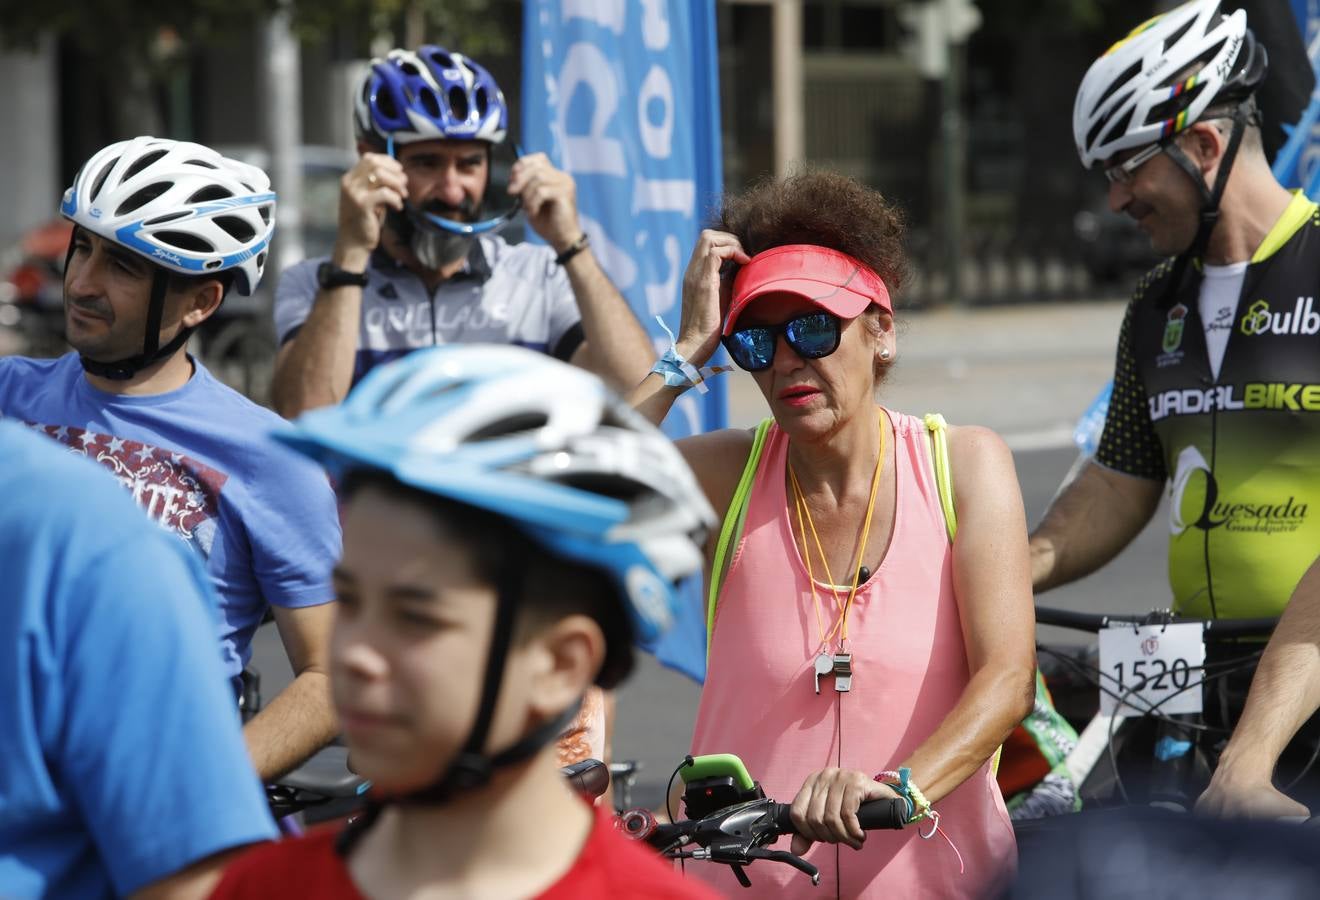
left=271, top=45, right=655, bottom=419
left=0, top=137, right=342, bottom=782
left=213, top=346, right=719, bottom=898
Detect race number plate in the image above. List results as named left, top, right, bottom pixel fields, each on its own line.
left=1097, top=622, right=1205, bottom=717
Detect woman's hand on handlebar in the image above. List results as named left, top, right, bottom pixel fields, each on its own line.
left=1195, top=769, right=1310, bottom=820
left=676, top=230, right=749, bottom=369
left=788, top=767, right=903, bottom=855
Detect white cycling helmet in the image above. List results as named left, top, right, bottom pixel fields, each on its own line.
left=61, top=136, right=276, bottom=296
left=1073, top=0, right=1266, bottom=169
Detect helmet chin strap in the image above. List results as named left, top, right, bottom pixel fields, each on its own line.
left=66, top=232, right=194, bottom=380
left=1157, top=100, right=1251, bottom=307
left=335, top=567, right=584, bottom=856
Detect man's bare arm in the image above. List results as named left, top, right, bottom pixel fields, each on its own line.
left=1197, top=556, right=1320, bottom=818
left=1029, top=460, right=1163, bottom=593
left=243, top=603, right=338, bottom=781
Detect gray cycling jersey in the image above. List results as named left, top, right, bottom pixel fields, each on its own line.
left=275, top=235, right=583, bottom=385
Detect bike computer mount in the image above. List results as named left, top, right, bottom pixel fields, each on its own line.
left=680, top=753, right=765, bottom=820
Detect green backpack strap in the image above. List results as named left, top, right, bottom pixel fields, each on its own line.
left=706, top=418, right=775, bottom=659
left=923, top=413, right=957, bottom=543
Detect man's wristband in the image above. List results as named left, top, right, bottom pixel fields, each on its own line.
left=555, top=233, right=591, bottom=266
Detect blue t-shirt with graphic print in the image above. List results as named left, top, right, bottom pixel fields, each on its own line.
left=0, top=421, right=275, bottom=899
left=0, top=353, right=340, bottom=680
left=275, top=235, right=584, bottom=386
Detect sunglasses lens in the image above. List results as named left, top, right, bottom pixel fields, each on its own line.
left=785, top=313, right=839, bottom=359
left=726, top=328, right=775, bottom=371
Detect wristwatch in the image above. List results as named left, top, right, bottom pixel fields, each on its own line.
left=317, top=262, right=369, bottom=290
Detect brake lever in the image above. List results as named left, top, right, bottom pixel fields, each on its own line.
left=746, top=848, right=821, bottom=885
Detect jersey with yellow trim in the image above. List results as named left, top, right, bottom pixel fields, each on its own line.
left=1095, top=192, right=1320, bottom=620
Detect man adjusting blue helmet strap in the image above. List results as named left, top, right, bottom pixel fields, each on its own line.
left=275, top=344, right=714, bottom=851
left=271, top=44, right=656, bottom=419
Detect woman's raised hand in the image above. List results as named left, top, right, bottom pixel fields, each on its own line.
left=675, top=230, right=750, bottom=368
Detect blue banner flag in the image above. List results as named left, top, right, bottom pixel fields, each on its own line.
left=522, top=1, right=726, bottom=681
left=1274, top=2, right=1320, bottom=192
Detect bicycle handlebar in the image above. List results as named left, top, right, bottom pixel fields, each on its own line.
left=1035, top=605, right=1278, bottom=638
left=771, top=798, right=909, bottom=833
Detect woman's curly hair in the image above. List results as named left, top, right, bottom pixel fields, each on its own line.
left=717, top=168, right=909, bottom=299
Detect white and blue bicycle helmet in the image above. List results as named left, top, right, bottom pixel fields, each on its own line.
left=353, top=45, right=508, bottom=147
left=279, top=344, right=713, bottom=651
left=60, top=136, right=276, bottom=379
left=279, top=346, right=713, bottom=821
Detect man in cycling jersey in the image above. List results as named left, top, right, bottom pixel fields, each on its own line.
left=0, top=421, right=275, bottom=899
left=270, top=45, right=654, bottom=419
left=213, top=346, right=719, bottom=899
left=1029, top=0, right=1320, bottom=796
left=0, top=138, right=341, bottom=782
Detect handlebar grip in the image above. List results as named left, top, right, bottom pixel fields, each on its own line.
left=772, top=798, right=908, bottom=833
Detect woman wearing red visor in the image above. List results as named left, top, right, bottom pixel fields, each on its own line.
left=630, top=171, right=1034, bottom=898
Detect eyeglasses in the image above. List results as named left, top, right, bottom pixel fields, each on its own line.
left=386, top=135, right=523, bottom=236
left=721, top=311, right=842, bottom=372
left=1103, top=140, right=1167, bottom=185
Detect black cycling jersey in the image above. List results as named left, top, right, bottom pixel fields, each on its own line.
left=1096, top=192, right=1320, bottom=619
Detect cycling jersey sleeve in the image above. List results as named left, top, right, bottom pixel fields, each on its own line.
left=1094, top=299, right=1167, bottom=481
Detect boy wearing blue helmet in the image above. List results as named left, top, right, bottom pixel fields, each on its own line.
left=271, top=45, right=655, bottom=419
left=214, top=346, right=719, bottom=899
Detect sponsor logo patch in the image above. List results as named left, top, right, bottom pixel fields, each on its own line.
left=1240, top=297, right=1320, bottom=337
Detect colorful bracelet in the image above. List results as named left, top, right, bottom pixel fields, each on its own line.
left=874, top=767, right=965, bottom=873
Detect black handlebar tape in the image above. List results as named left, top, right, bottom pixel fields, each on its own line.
left=772, top=798, right=908, bottom=833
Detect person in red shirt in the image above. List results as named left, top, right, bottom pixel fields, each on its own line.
left=211, top=345, right=719, bottom=899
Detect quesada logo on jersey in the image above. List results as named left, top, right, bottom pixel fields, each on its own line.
left=1169, top=446, right=1308, bottom=537
left=1157, top=303, right=1188, bottom=367
left=31, top=422, right=228, bottom=556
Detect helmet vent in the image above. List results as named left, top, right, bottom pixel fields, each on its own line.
left=430, top=50, right=454, bottom=70
left=1100, top=107, right=1136, bottom=149
left=467, top=412, right=548, bottom=441
left=143, top=211, right=191, bottom=226
left=156, top=230, right=215, bottom=253
left=256, top=251, right=267, bottom=269
left=420, top=87, right=442, bottom=119
left=89, top=156, right=121, bottom=202
left=448, top=86, right=470, bottom=121
left=376, top=89, right=399, bottom=120
left=188, top=185, right=234, bottom=204
left=258, top=204, right=272, bottom=224
left=185, top=158, right=219, bottom=170
left=115, top=182, right=172, bottom=216
left=215, top=214, right=256, bottom=243
left=1162, top=16, right=1197, bottom=53
left=1149, top=83, right=1204, bottom=124
left=475, top=87, right=489, bottom=117
left=122, top=149, right=169, bottom=181
left=1096, top=62, right=1141, bottom=110
left=400, top=61, right=421, bottom=76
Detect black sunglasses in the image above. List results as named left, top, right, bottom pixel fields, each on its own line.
left=721, top=311, right=842, bottom=372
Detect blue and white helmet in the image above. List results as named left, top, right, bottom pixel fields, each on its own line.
left=277, top=345, right=714, bottom=651
left=60, top=137, right=276, bottom=296
left=354, top=45, right=508, bottom=147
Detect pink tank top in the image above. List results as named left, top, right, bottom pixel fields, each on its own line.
left=688, top=411, right=1016, bottom=899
